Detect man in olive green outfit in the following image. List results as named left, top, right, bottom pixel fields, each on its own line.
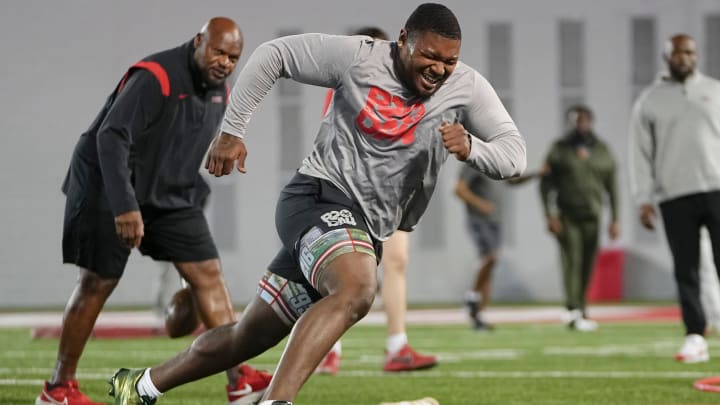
left=540, top=105, right=619, bottom=331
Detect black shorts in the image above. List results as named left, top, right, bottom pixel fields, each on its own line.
left=62, top=178, right=218, bottom=279
left=268, top=172, right=382, bottom=288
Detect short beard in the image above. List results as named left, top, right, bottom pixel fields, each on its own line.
left=669, top=66, right=692, bottom=82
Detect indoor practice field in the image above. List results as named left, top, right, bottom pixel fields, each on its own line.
left=2, top=314, right=720, bottom=405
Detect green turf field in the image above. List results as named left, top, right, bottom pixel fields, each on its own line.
left=2, top=322, right=719, bottom=405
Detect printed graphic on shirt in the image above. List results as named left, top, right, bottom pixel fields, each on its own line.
left=320, top=209, right=357, bottom=227
left=355, top=87, right=426, bottom=145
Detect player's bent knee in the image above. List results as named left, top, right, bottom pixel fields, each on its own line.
left=339, top=287, right=375, bottom=325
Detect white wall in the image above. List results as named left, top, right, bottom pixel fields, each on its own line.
left=1, top=0, right=718, bottom=307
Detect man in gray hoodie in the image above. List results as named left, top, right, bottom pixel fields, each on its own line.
left=629, top=33, right=720, bottom=363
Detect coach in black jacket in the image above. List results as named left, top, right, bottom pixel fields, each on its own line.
left=36, top=17, right=271, bottom=405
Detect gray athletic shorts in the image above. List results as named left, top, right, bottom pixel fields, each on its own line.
left=467, top=216, right=501, bottom=256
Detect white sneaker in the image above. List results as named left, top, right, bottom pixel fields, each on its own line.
left=562, top=309, right=581, bottom=324
left=675, top=334, right=709, bottom=363
left=572, top=317, right=598, bottom=332
left=564, top=309, right=598, bottom=332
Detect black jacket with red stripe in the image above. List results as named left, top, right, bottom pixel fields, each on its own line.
left=62, top=40, right=228, bottom=216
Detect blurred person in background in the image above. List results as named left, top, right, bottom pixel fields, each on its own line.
left=456, top=165, right=546, bottom=331
left=540, top=105, right=619, bottom=332
left=630, top=33, right=720, bottom=363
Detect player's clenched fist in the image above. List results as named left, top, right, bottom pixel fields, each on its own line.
left=205, top=132, right=248, bottom=177
left=440, top=122, right=471, bottom=161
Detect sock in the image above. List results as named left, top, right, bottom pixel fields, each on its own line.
left=259, top=401, right=292, bottom=405
left=331, top=340, right=342, bottom=355
left=464, top=290, right=481, bottom=303
left=46, top=381, right=67, bottom=391
left=136, top=368, right=162, bottom=398
left=386, top=332, right=408, bottom=355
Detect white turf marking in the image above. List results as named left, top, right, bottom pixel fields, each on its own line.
left=0, top=379, right=45, bottom=385
left=543, top=341, right=718, bottom=357
left=0, top=370, right=711, bottom=386
left=341, top=370, right=711, bottom=379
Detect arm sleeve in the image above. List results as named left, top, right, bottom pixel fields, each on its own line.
left=604, top=147, right=619, bottom=221
left=628, top=93, right=655, bottom=205
left=96, top=70, right=165, bottom=216
left=221, top=33, right=365, bottom=138
left=539, top=148, right=557, bottom=217
left=462, top=72, right=527, bottom=179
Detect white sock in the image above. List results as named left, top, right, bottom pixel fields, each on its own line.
left=386, top=333, right=408, bottom=355
left=135, top=368, right=162, bottom=398
left=331, top=340, right=342, bottom=355
left=259, top=401, right=292, bottom=405
left=464, top=290, right=481, bottom=302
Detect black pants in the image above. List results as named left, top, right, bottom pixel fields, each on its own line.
left=660, top=191, right=720, bottom=335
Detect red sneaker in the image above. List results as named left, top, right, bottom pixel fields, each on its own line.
left=383, top=344, right=438, bottom=372
left=226, top=364, right=273, bottom=405
left=315, top=350, right=341, bottom=375
left=35, top=380, right=104, bottom=405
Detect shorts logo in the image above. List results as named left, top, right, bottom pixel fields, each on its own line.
left=320, top=209, right=357, bottom=227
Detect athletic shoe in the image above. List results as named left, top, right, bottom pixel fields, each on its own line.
left=675, top=334, right=709, bottom=363
left=108, top=368, right=156, bottom=405
left=36, top=380, right=105, bottom=405
left=564, top=309, right=598, bottom=332
left=379, top=397, right=440, bottom=405
left=383, top=344, right=437, bottom=372
left=561, top=308, right=578, bottom=324
left=472, top=317, right=495, bottom=331
left=315, top=350, right=341, bottom=375
left=227, top=364, right=273, bottom=405
left=570, top=317, right=598, bottom=332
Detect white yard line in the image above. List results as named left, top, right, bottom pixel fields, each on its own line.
left=0, top=369, right=712, bottom=386
left=0, top=305, right=679, bottom=328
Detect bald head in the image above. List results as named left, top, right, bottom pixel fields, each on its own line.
left=663, top=33, right=697, bottom=82
left=199, top=17, right=242, bottom=41
left=193, top=17, right=244, bottom=87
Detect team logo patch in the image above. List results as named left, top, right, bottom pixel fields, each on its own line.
left=355, top=86, right=426, bottom=145
left=320, top=209, right=357, bottom=227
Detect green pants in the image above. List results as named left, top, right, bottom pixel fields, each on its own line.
left=556, top=215, right=599, bottom=312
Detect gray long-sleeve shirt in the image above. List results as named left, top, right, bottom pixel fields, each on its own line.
left=629, top=72, right=720, bottom=205
left=221, top=33, right=526, bottom=240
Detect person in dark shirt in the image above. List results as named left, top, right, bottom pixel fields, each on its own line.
left=36, top=18, right=271, bottom=405
left=540, top=105, right=619, bottom=332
